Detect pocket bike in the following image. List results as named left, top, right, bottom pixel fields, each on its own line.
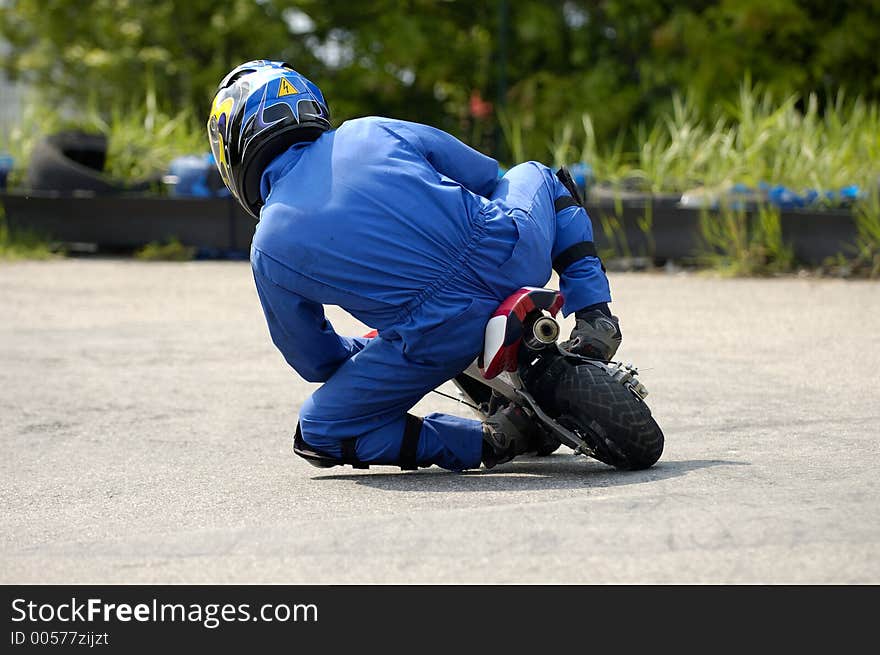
left=449, top=285, right=664, bottom=470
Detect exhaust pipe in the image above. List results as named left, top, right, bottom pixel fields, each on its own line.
left=524, top=315, right=559, bottom=350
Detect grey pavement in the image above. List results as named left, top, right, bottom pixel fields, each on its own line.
left=1, top=259, right=878, bottom=583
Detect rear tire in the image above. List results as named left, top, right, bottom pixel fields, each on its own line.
left=529, top=359, right=664, bottom=470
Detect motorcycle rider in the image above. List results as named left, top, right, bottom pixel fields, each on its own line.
left=208, top=60, right=622, bottom=472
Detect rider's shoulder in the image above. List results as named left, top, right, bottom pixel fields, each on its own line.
left=337, top=115, right=391, bottom=131
left=337, top=115, right=428, bottom=136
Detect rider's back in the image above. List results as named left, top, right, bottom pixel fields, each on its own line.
left=252, top=116, right=498, bottom=327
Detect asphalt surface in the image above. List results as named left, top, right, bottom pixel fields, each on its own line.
left=1, top=259, right=878, bottom=583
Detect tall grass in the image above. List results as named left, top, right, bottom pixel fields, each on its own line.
left=1, top=83, right=205, bottom=187
left=134, top=236, right=196, bottom=261
left=519, top=78, right=879, bottom=274
left=497, top=109, right=527, bottom=166
left=537, top=79, right=879, bottom=197
left=849, top=189, right=880, bottom=277
left=698, top=204, right=794, bottom=276
left=93, top=86, right=206, bottom=183
left=0, top=209, right=56, bottom=260
left=1, top=93, right=64, bottom=189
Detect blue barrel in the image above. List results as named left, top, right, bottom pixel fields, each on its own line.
left=166, top=153, right=229, bottom=197
left=0, top=153, right=13, bottom=190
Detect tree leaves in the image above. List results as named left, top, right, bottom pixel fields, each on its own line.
left=2, top=0, right=879, bottom=164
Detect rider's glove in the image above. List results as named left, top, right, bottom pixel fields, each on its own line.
left=561, top=303, right=622, bottom=361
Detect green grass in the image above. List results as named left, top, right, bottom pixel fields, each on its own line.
left=96, top=87, right=206, bottom=183
left=539, top=79, right=879, bottom=197
left=133, top=237, right=196, bottom=261
left=848, top=190, right=880, bottom=277
left=1, top=80, right=205, bottom=188
left=531, top=78, right=879, bottom=274
left=698, top=204, right=794, bottom=276
left=0, top=212, right=57, bottom=260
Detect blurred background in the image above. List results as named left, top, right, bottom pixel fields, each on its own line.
left=0, top=0, right=878, bottom=272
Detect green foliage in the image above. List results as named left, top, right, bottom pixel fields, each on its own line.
left=698, top=204, right=794, bottom=276
left=1, top=85, right=206, bottom=185
left=848, top=192, right=880, bottom=278
left=0, top=209, right=57, bottom=260
left=133, top=237, right=196, bottom=261
left=3, top=1, right=880, bottom=162
left=95, top=87, right=206, bottom=182
left=596, top=210, right=633, bottom=260
left=0, top=0, right=298, bottom=119
left=546, top=80, right=879, bottom=197
left=0, top=92, right=63, bottom=188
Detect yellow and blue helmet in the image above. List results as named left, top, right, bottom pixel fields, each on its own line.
left=207, top=60, right=331, bottom=218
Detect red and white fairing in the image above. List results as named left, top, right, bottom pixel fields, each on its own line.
left=480, top=287, right=563, bottom=379
left=363, top=287, right=563, bottom=382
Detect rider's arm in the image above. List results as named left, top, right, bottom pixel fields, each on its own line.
left=379, top=119, right=499, bottom=198
left=252, top=267, right=368, bottom=383
left=553, top=203, right=612, bottom=316
left=558, top=258, right=612, bottom=317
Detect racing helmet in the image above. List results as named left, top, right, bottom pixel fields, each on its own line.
left=207, top=60, right=331, bottom=219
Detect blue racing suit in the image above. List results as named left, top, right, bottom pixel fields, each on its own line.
left=251, top=116, right=611, bottom=471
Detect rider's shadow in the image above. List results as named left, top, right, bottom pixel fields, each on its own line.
left=312, top=455, right=746, bottom=492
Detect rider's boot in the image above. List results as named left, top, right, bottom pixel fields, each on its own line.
left=481, top=404, right=540, bottom=469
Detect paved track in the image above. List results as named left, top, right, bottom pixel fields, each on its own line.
left=1, top=259, right=878, bottom=583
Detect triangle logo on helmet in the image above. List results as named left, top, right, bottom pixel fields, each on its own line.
left=278, top=78, right=298, bottom=97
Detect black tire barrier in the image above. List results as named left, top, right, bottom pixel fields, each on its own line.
left=26, top=130, right=156, bottom=194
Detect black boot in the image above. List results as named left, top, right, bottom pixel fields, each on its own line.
left=481, top=405, right=540, bottom=469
